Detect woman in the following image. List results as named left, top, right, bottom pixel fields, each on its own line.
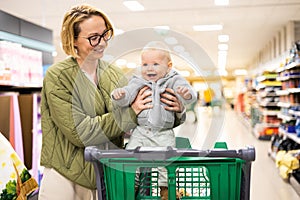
left=38, top=4, right=185, bottom=200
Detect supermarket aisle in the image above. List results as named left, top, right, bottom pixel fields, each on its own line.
left=174, top=105, right=299, bottom=200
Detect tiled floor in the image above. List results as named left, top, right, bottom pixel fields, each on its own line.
left=174, top=105, right=299, bottom=200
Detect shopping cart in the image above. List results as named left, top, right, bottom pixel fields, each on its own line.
left=85, top=142, right=255, bottom=200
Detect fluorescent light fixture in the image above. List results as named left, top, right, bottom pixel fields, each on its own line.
left=193, top=24, right=223, bottom=31
left=218, top=63, right=226, bottom=70
left=123, top=0, right=144, bottom=11
left=216, top=69, right=228, bottom=76
left=218, top=43, right=228, bottom=51
left=218, top=50, right=227, bottom=57
left=218, top=34, right=229, bottom=42
left=215, top=0, right=229, bottom=6
left=234, top=69, right=248, bottom=76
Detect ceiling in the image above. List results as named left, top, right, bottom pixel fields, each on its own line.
left=1, top=0, right=300, bottom=77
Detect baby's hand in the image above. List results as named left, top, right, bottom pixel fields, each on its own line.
left=177, top=86, right=192, bottom=100
left=112, top=88, right=126, bottom=100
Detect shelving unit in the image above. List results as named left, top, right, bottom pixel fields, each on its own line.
left=243, top=79, right=257, bottom=124
left=0, top=10, right=54, bottom=185
left=253, top=72, right=282, bottom=140
left=268, top=43, right=300, bottom=196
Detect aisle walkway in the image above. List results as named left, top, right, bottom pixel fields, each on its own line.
left=174, top=105, right=299, bottom=200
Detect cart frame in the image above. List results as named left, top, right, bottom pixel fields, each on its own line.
left=85, top=144, right=255, bottom=200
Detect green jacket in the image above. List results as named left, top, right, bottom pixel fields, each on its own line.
left=40, top=57, right=137, bottom=189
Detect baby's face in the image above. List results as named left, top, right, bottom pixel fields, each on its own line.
left=141, top=49, right=171, bottom=82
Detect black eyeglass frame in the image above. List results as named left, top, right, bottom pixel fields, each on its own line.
left=77, top=28, right=113, bottom=47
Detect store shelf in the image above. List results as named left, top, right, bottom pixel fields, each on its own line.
left=256, top=74, right=278, bottom=82
left=258, top=91, right=277, bottom=97
left=0, top=84, right=42, bottom=93
left=276, top=90, right=289, bottom=96
left=289, top=88, right=300, bottom=93
left=285, top=61, right=300, bottom=70
left=253, top=123, right=277, bottom=140
left=290, top=173, right=300, bottom=196
left=0, top=12, right=49, bottom=184
left=278, top=112, right=295, bottom=121
left=253, top=73, right=281, bottom=140
left=286, top=133, right=300, bottom=144
left=289, top=109, right=300, bottom=117
left=267, top=149, right=277, bottom=162
left=262, top=109, right=280, bottom=116
left=259, top=102, right=279, bottom=107
left=272, top=48, right=300, bottom=196
left=277, top=75, right=300, bottom=81
left=277, top=102, right=291, bottom=108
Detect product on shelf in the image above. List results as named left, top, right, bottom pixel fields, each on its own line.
left=268, top=41, right=300, bottom=195
left=275, top=149, right=300, bottom=180
left=253, top=71, right=281, bottom=140
left=0, top=41, right=43, bottom=87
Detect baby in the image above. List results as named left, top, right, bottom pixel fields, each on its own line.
left=111, top=41, right=197, bottom=200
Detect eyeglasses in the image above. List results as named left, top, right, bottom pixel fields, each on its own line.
left=78, top=28, right=113, bottom=47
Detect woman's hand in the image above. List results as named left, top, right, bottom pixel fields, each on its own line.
left=160, top=88, right=184, bottom=112
left=131, top=86, right=152, bottom=115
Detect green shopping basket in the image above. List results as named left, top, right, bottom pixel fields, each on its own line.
left=85, top=143, right=255, bottom=200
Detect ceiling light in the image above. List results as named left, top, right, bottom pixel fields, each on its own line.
left=214, top=0, right=229, bottom=6
left=123, top=0, right=144, bottom=11
left=218, top=34, right=229, bottom=42
left=218, top=44, right=228, bottom=51
left=216, top=69, right=228, bottom=76
left=234, top=69, right=248, bottom=76
left=218, top=50, right=227, bottom=57
left=218, top=63, right=226, bottom=70
left=193, top=24, right=223, bottom=31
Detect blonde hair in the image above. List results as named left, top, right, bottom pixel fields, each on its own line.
left=60, top=4, right=114, bottom=58
left=141, top=41, right=172, bottom=62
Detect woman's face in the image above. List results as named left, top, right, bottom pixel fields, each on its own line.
left=74, top=15, right=108, bottom=61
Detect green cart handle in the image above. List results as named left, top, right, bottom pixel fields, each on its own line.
left=85, top=145, right=255, bottom=162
